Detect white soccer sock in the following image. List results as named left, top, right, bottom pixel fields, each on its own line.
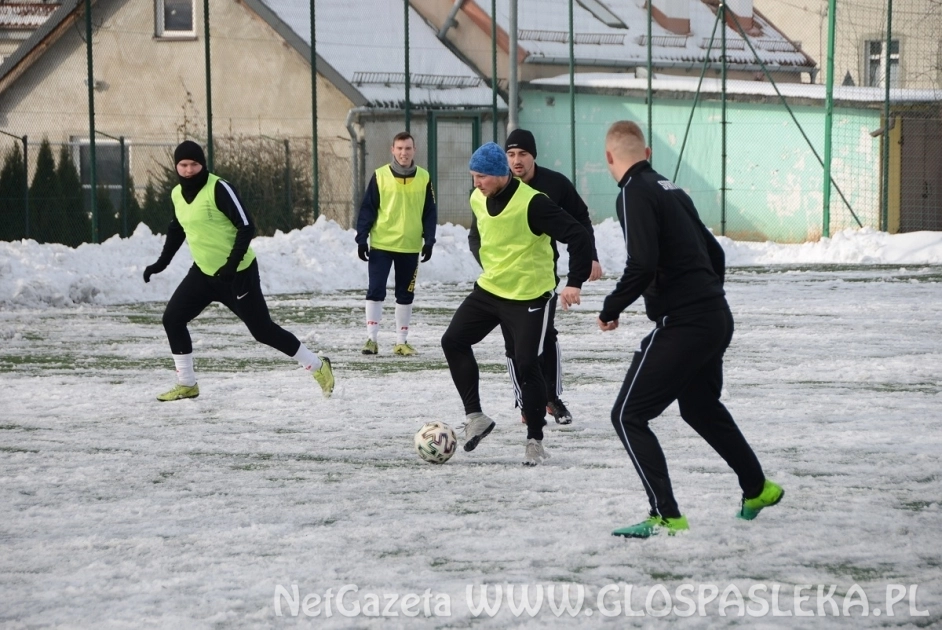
left=293, top=343, right=322, bottom=372
left=366, top=300, right=383, bottom=342
left=172, top=353, right=197, bottom=386
left=395, top=303, right=413, bottom=344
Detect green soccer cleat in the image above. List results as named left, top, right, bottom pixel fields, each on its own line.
left=361, top=339, right=378, bottom=355
left=612, top=515, right=689, bottom=538
left=157, top=383, right=200, bottom=402
left=313, top=357, right=335, bottom=398
left=738, top=479, right=784, bottom=520
left=392, top=343, right=417, bottom=356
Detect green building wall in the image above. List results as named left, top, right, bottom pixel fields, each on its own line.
left=518, top=89, right=882, bottom=243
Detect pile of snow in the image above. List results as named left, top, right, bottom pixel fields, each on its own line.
left=1, top=218, right=940, bottom=309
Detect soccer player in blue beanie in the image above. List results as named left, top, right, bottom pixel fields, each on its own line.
left=441, top=142, right=594, bottom=465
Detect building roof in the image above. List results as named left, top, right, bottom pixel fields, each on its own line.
left=0, top=3, right=60, bottom=30
left=485, top=0, right=813, bottom=72
left=0, top=0, right=503, bottom=111
left=259, top=0, right=502, bottom=109
left=535, top=72, right=942, bottom=105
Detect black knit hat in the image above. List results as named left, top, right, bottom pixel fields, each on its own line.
left=505, top=128, right=537, bottom=158
left=173, top=140, right=207, bottom=168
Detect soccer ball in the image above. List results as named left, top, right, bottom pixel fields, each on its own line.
left=414, top=421, right=458, bottom=464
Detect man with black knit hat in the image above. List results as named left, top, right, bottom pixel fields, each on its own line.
left=355, top=131, right=437, bottom=357
left=442, top=142, right=593, bottom=465
left=470, top=128, right=601, bottom=426
left=143, top=140, right=335, bottom=401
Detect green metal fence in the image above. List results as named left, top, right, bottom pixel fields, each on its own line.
left=0, top=1, right=939, bottom=246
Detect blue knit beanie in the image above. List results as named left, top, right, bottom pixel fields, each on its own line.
left=469, top=142, right=510, bottom=176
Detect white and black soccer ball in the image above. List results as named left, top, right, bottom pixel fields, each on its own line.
left=414, top=421, right=458, bottom=464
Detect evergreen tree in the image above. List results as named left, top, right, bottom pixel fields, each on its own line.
left=94, top=184, right=118, bottom=242
left=139, top=163, right=177, bottom=234
left=95, top=184, right=120, bottom=242
left=123, top=174, right=143, bottom=236
left=0, top=143, right=28, bottom=242
left=56, top=145, right=89, bottom=247
left=28, top=138, right=58, bottom=244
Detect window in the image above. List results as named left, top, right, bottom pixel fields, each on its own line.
left=156, top=0, right=194, bottom=38
left=75, top=139, right=127, bottom=210
left=866, top=39, right=900, bottom=88
left=576, top=0, right=627, bottom=29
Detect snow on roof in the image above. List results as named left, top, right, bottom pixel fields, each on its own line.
left=488, top=0, right=812, bottom=69
left=533, top=73, right=942, bottom=103
left=259, top=0, right=500, bottom=109
left=0, top=3, right=59, bottom=29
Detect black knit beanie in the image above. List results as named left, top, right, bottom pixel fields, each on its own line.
left=173, top=140, right=209, bottom=197
left=505, top=129, right=537, bottom=158
left=174, top=140, right=207, bottom=169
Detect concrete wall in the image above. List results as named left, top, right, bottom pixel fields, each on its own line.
left=518, top=87, right=881, bottom=242
left=755, top=0, right=942, bottom=90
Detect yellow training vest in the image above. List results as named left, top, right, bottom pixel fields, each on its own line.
left=470, top=183, right=556, bottom=300
left=171, top=173, right=256, bottom=275
left=370, top=165, right=429, bottom=253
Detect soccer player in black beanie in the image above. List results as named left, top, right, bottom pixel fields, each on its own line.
left=142, top=140, right=336, bottom=401
left=474, top=128, right=603, bottom=426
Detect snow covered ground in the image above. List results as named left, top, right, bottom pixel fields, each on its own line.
left=1, top=221, right=940, bottom=628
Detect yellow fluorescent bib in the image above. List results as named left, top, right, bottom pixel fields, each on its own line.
left=370, top=165, right=429, bottom=253
left=471, top=184, right=555, bottom=300
left=171, top=173, right=255, bottom=275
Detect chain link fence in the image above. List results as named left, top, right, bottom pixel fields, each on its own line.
left=1, top=1, right=939, bottom=246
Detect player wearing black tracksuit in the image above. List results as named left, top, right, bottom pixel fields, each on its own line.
left=454, top=178, right=593, bottom=435
left=143, top=141, right=334, bottom=401
left=471, top=162, right=599, bottom=422
left=600, top=157, right=772, bottom=527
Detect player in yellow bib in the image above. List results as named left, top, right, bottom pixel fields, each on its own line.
left=441, top=142, right=594, bottom=465
left=142, top=141, right=334, bottom=401
left=355, top=132, right=437, bottom=356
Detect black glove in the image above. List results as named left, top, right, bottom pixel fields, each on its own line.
left=358, top=243, right=370, bottom=262
left=214, top=261, right=239, bottom=283
left=143, top=261, right=167, bottom=283
left=421, top=244, right=433, bottom=263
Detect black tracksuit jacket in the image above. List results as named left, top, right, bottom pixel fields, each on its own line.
left=600, top=160, right=727, bottom=323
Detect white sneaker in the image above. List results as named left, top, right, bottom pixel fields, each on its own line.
left=460, top=412, right=496, bottom=452
left=523, top=438, right=549, bottom=466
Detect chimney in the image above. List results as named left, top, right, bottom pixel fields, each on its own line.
left=724, top=0, right=754, bottom=32
left=650, top=0, right=690, bottom=36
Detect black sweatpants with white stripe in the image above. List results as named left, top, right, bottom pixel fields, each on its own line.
left=163, top=260, right=301, bottom=357
left=441, top=285, right=551, bottom=440
left=502, top=292, right=562, bottom=406
left=611, top=305, right=765, bottom=518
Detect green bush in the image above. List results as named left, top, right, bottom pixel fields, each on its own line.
left=213, top=136, right=314, bottom=236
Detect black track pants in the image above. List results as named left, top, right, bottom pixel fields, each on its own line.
left=441, top=286, right=551, bottom=440
left=610, top=306, right=765, bottom=518
left=163, top=260, right=301, bottom=357
left=502, top=292, right=561, bottom=405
